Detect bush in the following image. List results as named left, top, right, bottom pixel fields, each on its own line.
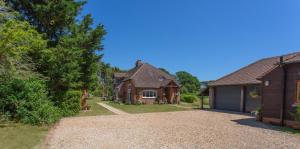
left=0, top=78, right=61, bottom=125
left=181, top=94, right=199, bottom=103
left=295, top=106, right=300, bottom=122
left=59, top=90, right=82, bottom=117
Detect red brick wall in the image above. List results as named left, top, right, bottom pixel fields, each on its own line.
left=117, top=82, right=180, bottom=104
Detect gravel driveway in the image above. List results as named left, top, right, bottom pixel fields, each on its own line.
left=44, top=110, right=300, bottom=149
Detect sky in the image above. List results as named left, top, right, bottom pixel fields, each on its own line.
left=81, top=0, right=300, bottom=81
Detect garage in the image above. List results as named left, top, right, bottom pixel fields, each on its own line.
left=215, top=86, right=241, bottom=111
left=245, top=85, right=261, bottom=112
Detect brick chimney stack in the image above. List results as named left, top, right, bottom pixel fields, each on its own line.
left=135, top=60, right=143, bottom=67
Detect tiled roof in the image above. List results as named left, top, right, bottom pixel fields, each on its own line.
left=209, top=52, right=300, bottom=86
left=116, top=62, right=179, bottom=88
left=129, top=63, right=179, bottom=88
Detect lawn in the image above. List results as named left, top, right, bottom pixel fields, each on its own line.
left=0, top=122, right=48, bottom=149
left=77, top=97, right=114, bottom=117
left=277, top=126, right=300, bottom=136
left=179, top=96, right=210, bottom=109
left=107, top=102, right=191, bottom=114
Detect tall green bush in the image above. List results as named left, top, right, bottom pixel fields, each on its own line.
left=0, top=78, right=61, bottom=125
left=181, top=94, right=199, bottom=103
left=59, top=90, right=82, bottom=117
left=295, top=106, right=300, bottom=122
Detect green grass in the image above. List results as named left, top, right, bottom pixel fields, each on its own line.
left=107, top=102, right=191, bottom=114
left=0, top=122, right=48, bottom=149
left=0, top=97, right=113, bottom=149
left=77, top=97, right=114, bottom=117
left=277, top=126, right=300, bottom=136
left=179, top=96, right=210, bottom=109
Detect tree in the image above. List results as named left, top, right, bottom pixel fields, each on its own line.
left=0, top=0, right=16, bottom=24
left=94, top=62, right=122, bottom=97
left=75, top=15, right=106, bottom=91
left=0, top=19, right=47, bottom=78
left=6, top=0, right=86, bottom=43
left=175, top=71, right=200, bottom=94
left=4, top=0, right=106, bottom=117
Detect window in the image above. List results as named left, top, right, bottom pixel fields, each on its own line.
left=142, top=90, right=157, bottom=98
left=297, top=81, right=300, bottom=102
left=249, top=87, right=261, bottom=99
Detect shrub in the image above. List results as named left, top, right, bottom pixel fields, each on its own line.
left=295, top=106, right=300, bottom=122
left=0, top=78, right=61, bottom=125
left=181, top=94, right=199, bottom=103
left=59, top=90, right=82, bottom=117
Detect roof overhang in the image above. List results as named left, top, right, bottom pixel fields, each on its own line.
left=208, top=82, right=261, bottom=87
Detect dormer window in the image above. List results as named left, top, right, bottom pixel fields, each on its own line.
left=159, top=76, right=165, bottom=82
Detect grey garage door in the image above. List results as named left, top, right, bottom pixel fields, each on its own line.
left=215, top=86, right=241, bottom=111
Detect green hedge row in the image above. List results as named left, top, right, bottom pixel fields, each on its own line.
left=180, top=94, right=199, bottom=103
left=0, top=78, right=82, bottom=125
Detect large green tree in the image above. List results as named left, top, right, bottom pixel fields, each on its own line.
left=5, top=0, right=106, bottom=115
left=175, top=71, right=200, bottom=94
left=6, top=0, right=86, bottom=43
left=0, top=19, right=47, bottom=78
left=74, top=14, right=106, bottom=91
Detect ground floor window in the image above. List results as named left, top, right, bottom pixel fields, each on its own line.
left=297, top=81, right=300, bottom=102
left=142, top=90, right=157, bottom=98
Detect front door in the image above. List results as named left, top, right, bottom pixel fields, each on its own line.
left=127, top=89, right=131, bottom=104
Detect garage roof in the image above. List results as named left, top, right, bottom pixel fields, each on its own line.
left=209, top=52, right=300, bottom=86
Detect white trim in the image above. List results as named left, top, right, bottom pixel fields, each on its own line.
left=142, top=90, right=157, bottom=98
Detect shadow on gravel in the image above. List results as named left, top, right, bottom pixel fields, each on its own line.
left=201, top=109, right=252, bottom=116
left=232, top=118, right=300, bottom=135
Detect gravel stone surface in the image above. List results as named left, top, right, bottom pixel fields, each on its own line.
left=44, top=110, right=300, bottom=149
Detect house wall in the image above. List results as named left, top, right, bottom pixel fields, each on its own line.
left=117, top=81, right=180, bottom=104
left=136, top=88, right=159, bottom=104
left=262, top=62, right=300, bottom=126
left=284, top=63, right=300, bottom=120
left=261, top=67, right=284, bottom=120
left=118, top=80, right=136, bottom=104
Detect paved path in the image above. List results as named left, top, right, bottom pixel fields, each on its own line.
left=97, top=102, right=128, bottom=115
left=45, top=110, right=300, bottom=149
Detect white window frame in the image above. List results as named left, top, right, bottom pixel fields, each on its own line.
left=142, top=90, right=157, bottom=99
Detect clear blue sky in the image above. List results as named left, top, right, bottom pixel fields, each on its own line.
left=81, top=0, right=300, bottom=81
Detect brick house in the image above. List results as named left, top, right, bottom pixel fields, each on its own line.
left=113, top=60, right=180, bottom=104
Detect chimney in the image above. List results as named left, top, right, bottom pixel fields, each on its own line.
left=135, top=60, right=143, bottom=67
left=280, top=56, right=284, bottom=65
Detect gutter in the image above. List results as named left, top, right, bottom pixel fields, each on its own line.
left=280, top=56, right=287, bottom=126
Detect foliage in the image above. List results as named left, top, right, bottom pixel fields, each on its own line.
left=0, top=78, right=61, bottom=125
left=1, top=0, right=107, bottom=125
left=176, top=71, right=200, bottom=94
left=6, top=0, right=86, bottom=42
left=0, top=0, right=17, bottom=23
left=295, top=106, right=300, bottom=122
left=181, top=94, right=199, bottom=103
left=93, top=62, right=122, bottom=97
left=59, top=90, right=82, bottom=117
left=72, top=14, right=106, bottom=90
left=0, top=19, right=47, bottom=78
